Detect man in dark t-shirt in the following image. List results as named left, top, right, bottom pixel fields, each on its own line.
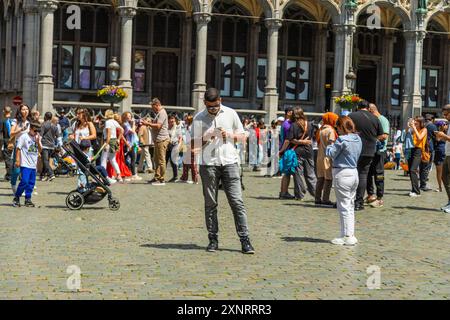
left=349, top=100, right=384, bottom=210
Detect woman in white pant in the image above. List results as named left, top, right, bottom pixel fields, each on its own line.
left=101, top=109, right=124, bottom=184
left=326, top=116, right=362, bottom=246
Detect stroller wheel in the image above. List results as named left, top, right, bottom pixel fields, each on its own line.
left=66, top=191, right=85, bottom=210
left=108, top=197, right=120, bottom=211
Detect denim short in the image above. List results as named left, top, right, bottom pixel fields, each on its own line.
left=434, top=145, right=445, bottom=165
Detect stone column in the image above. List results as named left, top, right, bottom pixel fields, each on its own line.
left=4, top=14, right=12, bottom=90
left=331, top=24, right=356, bottom=113
left=37, top=0, right=58, bottom=115
left=23, top=1, right=40, bottom=107
left=315, top=26, right=328, bottom=112
left=401, top=29, right=426, bottom=127
left=192, top=12, right=211, bottom=112
left=14, top=13, right=24, bottom=91
left=263, top=18, right=282, bottom=123
left=117, top=4, right=137, bottom=113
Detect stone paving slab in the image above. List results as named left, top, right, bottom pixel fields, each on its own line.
left=0, top=166, right=449, bottom=299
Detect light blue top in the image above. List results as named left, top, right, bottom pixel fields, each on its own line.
left=326, top=133, right=362, bottom=169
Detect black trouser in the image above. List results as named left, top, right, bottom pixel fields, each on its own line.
left=419, top=150, right=434, bottom=189
left=124, top=146, right=137, bottom=176
left=408, top=148, right=422, bottom=194
left=367, top=151, right=386, bottom=199
left=355, top=155, right=373, bottom=207
left=2, top=146, right=12, bottom=179
left=166, top=143, right=178, bottom=179
left=41, top=148, right=54, bottom=178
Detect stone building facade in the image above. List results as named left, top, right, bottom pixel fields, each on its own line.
left=0, top=0, right=450, bottom=125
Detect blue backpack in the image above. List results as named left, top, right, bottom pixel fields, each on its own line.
left=279, top=149, right=298, bottom=175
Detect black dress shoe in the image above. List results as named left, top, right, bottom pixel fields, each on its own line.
left=240, top=237, right=255, bottom=254
left=355, top=205, right=364, bottom=211
left=206, top=234, right=218, bottom=252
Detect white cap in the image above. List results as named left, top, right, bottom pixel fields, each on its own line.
left=276, top=116, right=285, bottom=122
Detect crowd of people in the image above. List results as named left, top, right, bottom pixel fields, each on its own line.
left=2, top=89, right=450, bottom=253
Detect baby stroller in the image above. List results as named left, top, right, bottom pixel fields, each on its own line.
left=62, top=140, right=120, bottom=211
left=51, top=149, right=78, bottom=177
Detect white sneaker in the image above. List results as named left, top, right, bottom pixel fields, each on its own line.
left=131, top=175, right=142, bottom=181
left=117, top=177, right=124, bottom=184
left=409, top=192, right=420, bottom=197
left=331, top=236, right=358, bottom=246
left=151, top=181, right=166, bottom=186
left=331, top=237, right=346, bottom=245
left=443, top=207, right=450, bottom=214
left=107, top=177, right=117, bottom=184
left=344, top=236, right=358, bottom=246
left=440, top=202, right=450, bottom=211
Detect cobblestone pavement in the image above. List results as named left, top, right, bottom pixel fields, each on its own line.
left=0, top=165, right=449, bottom=300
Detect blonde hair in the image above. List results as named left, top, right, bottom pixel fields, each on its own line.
left=113, top=113, right=121, bottom=124
left=105, top=109, right=114, bottom=119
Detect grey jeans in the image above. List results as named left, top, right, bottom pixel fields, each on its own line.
left=199, top=164, right=249, bottom=238
left=293, top=157, right=317, bottom=199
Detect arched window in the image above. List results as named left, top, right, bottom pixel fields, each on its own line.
left=132, top=0, right=183, bottom=105
left=356, top=14, right=382, bottom=56
left=53, top=5, right=110, bottom=90
left=422, top=22, right=445, bottom=109
left=206, top=2, right=250, bottom=98
left=279, top=6, right=316, bottom=101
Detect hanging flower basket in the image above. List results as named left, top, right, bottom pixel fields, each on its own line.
left=97, top=85, right=128, bottom=104
left=334, top=94, right=363, bottom=114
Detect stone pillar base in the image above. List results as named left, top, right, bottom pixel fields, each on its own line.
left=192, top=83, right=206, bottom=113
left=37, top=77, right=54, bottom=114
left=119, top=80, right=133, bottom=113
left=263, top=91, right=279, bottom=123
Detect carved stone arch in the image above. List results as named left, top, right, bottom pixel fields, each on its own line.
left=210, top=0, right=273, bottom=18
left=280, top=0, right=340, bottom=24
left=425, top=5, right=450, bottom=31
left=355, top=0, right=411, bottom=30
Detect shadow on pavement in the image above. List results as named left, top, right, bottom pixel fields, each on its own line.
left=140, top=243, right=242, bottom=253
left=47, top=191, right=68, bottom=195
left=392, top=206, right=439, bottom=212
left=250, top=196, right=280, bottom=201
left=45, top=205, right=106, bottom=210
left=281, top=237, right=330, bottom=244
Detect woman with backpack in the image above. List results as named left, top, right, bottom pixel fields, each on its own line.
left=279, top=107, right=316, bottom=200
left=408, top=116, right=428, bottom=197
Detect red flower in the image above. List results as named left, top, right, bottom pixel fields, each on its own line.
left=351, top=96, right=359, bottom=103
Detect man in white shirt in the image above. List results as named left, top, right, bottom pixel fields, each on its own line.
left=192, top=88, right=254, bottom=254
left=435, top=104, right=450, bottom=213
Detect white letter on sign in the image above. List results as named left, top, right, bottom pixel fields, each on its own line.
left=66, top=265, right=81, bottom=290
left=366, top=4, right=381, bottom=30
left=66, top=5, right=81, bottom=30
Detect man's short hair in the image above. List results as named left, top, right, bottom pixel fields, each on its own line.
left=442, top=104, right=450, bottom=112
left=150, top=98, right=161, bottom=106
left=3, top=106, right=11, bottom=114
left=425, top=113, right=434, bottom=121
left=357, top=99, right=370, bottom=110
left=204, top=88, right=220, bottom=102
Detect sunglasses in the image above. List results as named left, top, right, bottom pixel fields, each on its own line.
left=206, top=103, right=220, bottom=109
